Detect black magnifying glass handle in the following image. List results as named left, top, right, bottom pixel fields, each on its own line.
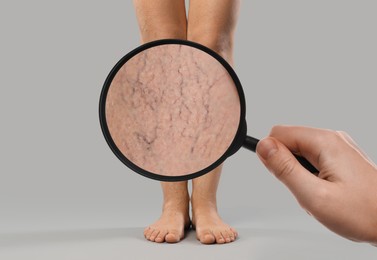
left=243, top=136, right=318, bottom=174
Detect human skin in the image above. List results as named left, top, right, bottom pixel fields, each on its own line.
left=256, top=125, right=377, bottom=246
left=133, top=0, right=240, bottom=244
left=106, top=45, right=240, bottom=176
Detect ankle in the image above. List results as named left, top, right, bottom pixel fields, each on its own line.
left=191, top=197, right=218, bottom=215
left=162, top=196, right=190, bottom=212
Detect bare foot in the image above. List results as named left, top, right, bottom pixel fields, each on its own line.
left=144, top=202, right=190, bottom=243
left=192, top=203, right=238, bottom=244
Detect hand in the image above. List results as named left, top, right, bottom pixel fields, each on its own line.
left=256, top=125, right=377, bottom=246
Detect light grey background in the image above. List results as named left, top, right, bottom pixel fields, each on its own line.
left=1, top=0, right=376, bottom=259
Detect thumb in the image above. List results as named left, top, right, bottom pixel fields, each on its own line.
left=256, top=137, right=322, bottom=204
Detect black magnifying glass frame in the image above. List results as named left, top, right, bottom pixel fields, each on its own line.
left=99, top=39, right=317, bottom=182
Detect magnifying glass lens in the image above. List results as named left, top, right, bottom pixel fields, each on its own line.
left=104, top=43, right=241, bottom=178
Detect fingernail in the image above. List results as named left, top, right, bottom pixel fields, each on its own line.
left=257, top=138, right=278, bottom=160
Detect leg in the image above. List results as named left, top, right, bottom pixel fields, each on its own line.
left=191, top=166, right=238, bottom=244
left=133, top=0, right=190, bottom=243
left=144, top=181, right=191, bottom=243
left=133, top=0, right=187, bottom=42
left=187, top=0, right=240, bottom=64
left=187, top=0, right=241, bottom=244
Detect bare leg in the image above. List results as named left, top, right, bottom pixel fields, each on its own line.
left=187, top=0, right=241, bottom=244
left=146, top=181, right=190, bottom=243
left=133, top=0, right=187, bottom=42
left=187, top=0, right=240, bottom=63
left=133, top=0, right=190, bottom=243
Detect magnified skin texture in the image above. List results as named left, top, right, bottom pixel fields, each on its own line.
left=106, top=44, right=240, bottom=177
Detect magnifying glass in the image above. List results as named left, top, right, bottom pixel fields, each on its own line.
left=99, top=39, right=317, bottom=182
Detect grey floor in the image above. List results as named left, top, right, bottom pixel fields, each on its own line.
left=1, top=208, right=375, bottom=260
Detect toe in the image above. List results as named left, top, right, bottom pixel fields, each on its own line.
left=198, top=230, right=215, bottom=244
left=155, top=230, right=168, bottom=243
left=222, top=230, right=231, bottom=243
left=144, top=227, right=154, bottom=240
left=214, top=231, right=225, bottom=244
left=165, top=230, right=181, bottom=243
left=228, top=229, right=235, bottom=241
left=144, top=227, right=149, bottom=235
left=149, top=229, right=160, bottom=242
left=230, top=227, right=238, bottom=238
left=143, top=227, right=150, bottom=237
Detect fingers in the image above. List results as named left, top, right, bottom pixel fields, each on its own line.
left=256, top=136, right=325, bottom=208
left=268, top=125, right=376, bottom=172
left=268, top=125, right=336, bottom=167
